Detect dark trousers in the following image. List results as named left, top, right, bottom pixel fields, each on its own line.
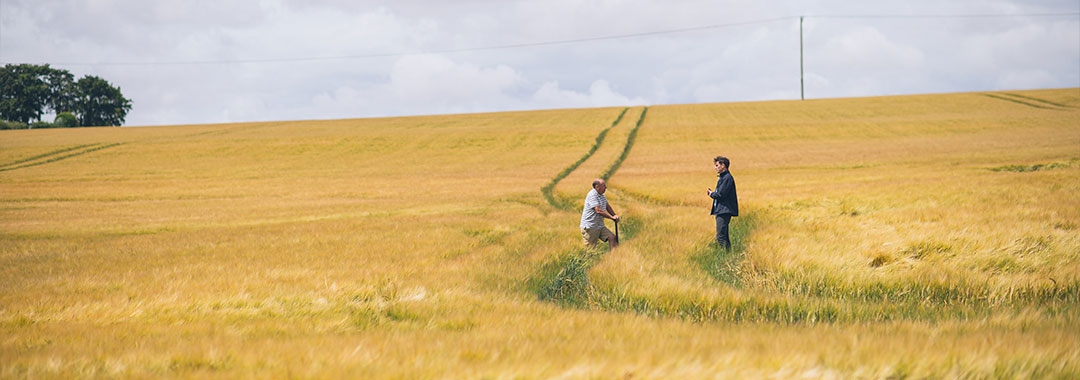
left=715, top=214, right=732, bottom=251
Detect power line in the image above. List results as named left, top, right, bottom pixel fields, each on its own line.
left=806, top=12, right=1080, bottom=19
left=35, top=17, right=793, bottom=67
left=8, top=12, right=1079, bottom=67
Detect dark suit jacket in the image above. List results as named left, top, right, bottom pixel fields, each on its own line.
left=710, top=171, right=739, bottom=216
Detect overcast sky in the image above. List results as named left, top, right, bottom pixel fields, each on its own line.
left=2, top=0, right=1078, bottom=126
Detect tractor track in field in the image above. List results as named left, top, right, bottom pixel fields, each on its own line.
left=540, top=107, right=628, bottom=211
left=524, top=101, right=814, bottom=323
left=522, top=102, right=1080, bottom=325
left=539, top=106, right=648, bottom=211
left=0, top=144, right=101, bottom=169
left=529, top=106, right=653, bottom=305
left=1, top=122, right=274, bottom=174
left=0, top=142, right=125, bottom=173
left=981, top=92, right=1073, bottom=111
left=999, top=92, right=1077, bottom=109
left=599, top=107, right=647, bottom=181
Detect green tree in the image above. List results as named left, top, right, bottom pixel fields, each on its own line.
left=1, top=64, right=131, bottom=127
left=74, top=75, right=132, bottom=127
left=0, top=64, right=51, bottom=123
left=45, top=69, right=76, bottom=114
left=54, top=112, right=78, bottom=128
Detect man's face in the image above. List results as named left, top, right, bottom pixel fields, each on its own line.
left=595, top=182, right=607, bottom=194
left=715, top=161, right=726, bottom=173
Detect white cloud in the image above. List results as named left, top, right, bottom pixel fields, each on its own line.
left=312, top=61, right=648, bottom=120
left=3, top=0, right=1076, bottom=125
left=956, top=19, right=1080, bottom=90
left=995, top=70, right=1058, bottom=90
left=532, top=80, right=648, bottom=109
left=311, top=86, right=365, bottom=119
left=311, top=55, right=527, bottom=118
left=819, top=26, right=925, bottom=69
left=387, top=55, right=525, bottom=103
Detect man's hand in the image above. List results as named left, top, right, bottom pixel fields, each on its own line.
left=707, top=188, right=713, bottom=196
left=613, top=215, right=620, bottom=222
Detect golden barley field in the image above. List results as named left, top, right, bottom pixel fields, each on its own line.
left=2, top=88, right=1079, bottom=378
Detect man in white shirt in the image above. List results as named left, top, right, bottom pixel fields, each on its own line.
left=580, top=178, right=620, bottom=248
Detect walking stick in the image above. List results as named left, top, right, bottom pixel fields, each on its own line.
left=614, top=218, right=619, bottom=243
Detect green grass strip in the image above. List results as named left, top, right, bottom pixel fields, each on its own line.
left=989, top=160, right=1074, bottom=173
left=599, top=107, right=647, bottom=181
left=541, top=107, right=628, bottom=210
left=526, top=247, right=605, bottom=307
left=692, top=211, right=762, bottom=287
left=763, top=271, right=1080, bottom=308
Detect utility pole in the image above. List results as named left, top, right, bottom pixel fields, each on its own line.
left=800, top=16, right=805, bottom=100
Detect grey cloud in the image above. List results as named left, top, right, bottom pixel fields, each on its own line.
left=1, top=0, right=1076, bottom=126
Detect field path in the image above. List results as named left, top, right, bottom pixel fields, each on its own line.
left=529, top=107, right=654, bottom=305
left=999, top=92, right=1078, bottom=109
left=0, top=142, right=124, bottom=173
left=528, top=90, right=1080, bottom=324
left=982, top=92, right=1070, bottom=110
left=528, top=105, right=801, bottom=322
left=540, top=107, right=630, bottom=210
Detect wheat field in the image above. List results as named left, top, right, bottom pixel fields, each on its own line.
left=2, top=89, right=1079, bottom=378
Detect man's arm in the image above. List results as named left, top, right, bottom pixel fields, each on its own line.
left=710, top=176, right=732, bottom=200
left=593, top=205, right=618, bottom=221
left=606, top=204, right=619, bottom=221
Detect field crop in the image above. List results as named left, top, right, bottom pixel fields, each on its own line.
left=2, top=88, right=1079, bottom=378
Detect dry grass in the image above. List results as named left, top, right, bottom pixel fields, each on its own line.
left=2, top=89, right=1079, bottom=378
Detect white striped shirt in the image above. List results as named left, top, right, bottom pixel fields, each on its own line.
left=579, top=188, right=608, bottom=229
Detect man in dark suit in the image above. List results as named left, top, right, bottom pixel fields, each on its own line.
left=707, top=156, right=739, bottom=251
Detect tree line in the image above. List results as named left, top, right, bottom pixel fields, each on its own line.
left=1, top=64, right=132, bottom=129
